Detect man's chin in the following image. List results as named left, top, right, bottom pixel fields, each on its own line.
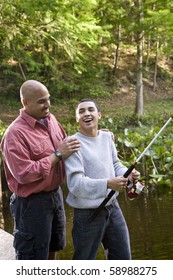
left=43, top=112, right=50, bottom=118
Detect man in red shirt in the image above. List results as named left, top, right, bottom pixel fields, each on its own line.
left=0, top=80, right=80, bottom=260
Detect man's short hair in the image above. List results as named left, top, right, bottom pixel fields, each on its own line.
left=76, top=98, right=100, bottom=112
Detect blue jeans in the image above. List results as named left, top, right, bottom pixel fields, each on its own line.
left=72, top=200, right=131, bottom=260
left=10, top=187, right=66, bottom=260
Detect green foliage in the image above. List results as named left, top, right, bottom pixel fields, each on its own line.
left=116, top=121, right=173, bottom=187
left=0, top=0, right=110, bottom=100
left=0, top=0, right=173, bottom=102
left=0, top=120, right=7, bottom=139
left=62, top=122, right=79, bottom=137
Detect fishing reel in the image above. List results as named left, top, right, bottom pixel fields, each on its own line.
left=126, top=181, right=147, bottom=200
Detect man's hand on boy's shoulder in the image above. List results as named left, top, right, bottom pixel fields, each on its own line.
left=100, top=128, right=115, bottom=141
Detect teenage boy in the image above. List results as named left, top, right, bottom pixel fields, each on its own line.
left=64, top=98, right=140, bottom=260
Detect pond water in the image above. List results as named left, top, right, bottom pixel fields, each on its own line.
left=1, top=184, right=173, bottom=260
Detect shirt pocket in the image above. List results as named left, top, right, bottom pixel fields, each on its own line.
left=32, top=140, right=47, bottom=156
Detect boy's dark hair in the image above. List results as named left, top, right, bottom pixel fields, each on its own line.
left=76, top=98, right=100, bottom=112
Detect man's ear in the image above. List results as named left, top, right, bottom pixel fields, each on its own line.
left=98, top=112, right=101, bottom=119
left=21, top=98, right=28, bottom=108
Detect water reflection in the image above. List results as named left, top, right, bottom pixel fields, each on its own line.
left=0, top=184, right=173, bottom=260
left=120, top=186, right=173, bottom=260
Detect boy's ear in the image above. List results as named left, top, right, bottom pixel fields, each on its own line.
left=98, top=112, right=101, bottom=119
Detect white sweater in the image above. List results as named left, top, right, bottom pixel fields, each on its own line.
left=64, top=131, right=127, bottom=209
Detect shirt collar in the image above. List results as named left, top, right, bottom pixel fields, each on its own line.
left=20, top=108, right=50, bottom=128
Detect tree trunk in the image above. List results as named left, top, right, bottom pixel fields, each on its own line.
left=135, top=41, right=144, bottom=116
left=113, top=24, right=121, bottom=76
left=153, top=40, right=159, bottom=92
left=145, top=36, right=151, bottom=68
left=135, top=0, right=144, bottom=117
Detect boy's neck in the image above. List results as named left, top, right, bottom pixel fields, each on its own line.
left=79, top=128, right=99, bottom=137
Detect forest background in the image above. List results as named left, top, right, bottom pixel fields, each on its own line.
left=0, top=0, right=173, bottom=186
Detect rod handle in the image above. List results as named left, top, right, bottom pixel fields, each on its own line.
left=90, top=163, right=136, bottom=221
left=90, top=190, right=115, bottom=220
left=123, top=163, right=136, bottom=178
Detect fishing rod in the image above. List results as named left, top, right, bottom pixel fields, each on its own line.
left=90, top=115, right=173, bottom=221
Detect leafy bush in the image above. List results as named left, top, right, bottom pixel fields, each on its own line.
left=0, top=120, right=7, bottom=139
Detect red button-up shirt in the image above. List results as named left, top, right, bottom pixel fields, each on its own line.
left=0, top=109, right=67, bottom=197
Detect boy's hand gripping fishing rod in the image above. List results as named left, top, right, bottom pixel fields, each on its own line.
left=91, top=115, right=173, bottom=221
